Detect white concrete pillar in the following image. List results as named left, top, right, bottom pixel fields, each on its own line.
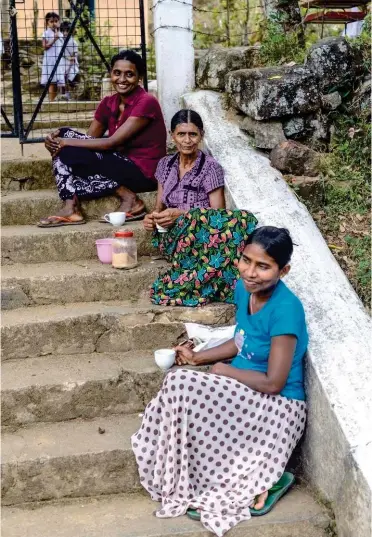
left=153, top=0, right=195, bottom=130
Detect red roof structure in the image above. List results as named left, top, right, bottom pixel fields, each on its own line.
left=301, top=0, right=369, bottom=27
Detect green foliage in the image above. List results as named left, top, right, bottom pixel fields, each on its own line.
left=193, top=0, right=262, bottom=49
left=320, top=111, right=371, bottom=212
left=349, top=12, right=371, bottom=76
left=258, top=16, right=306, bottom=66
left=318, top=110, right=371, bottom=307
left=146, top=43, right=157, bottom=80
left=344, top=235, right=371, bottom=301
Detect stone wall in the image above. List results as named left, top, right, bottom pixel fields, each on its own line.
left=195, top=39, right=364, bottom=186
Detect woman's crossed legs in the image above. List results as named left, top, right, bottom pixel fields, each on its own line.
left=39, top=128, right=156, bottom=226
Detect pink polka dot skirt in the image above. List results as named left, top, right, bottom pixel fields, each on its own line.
left=132, top=368, right=306, bottom=536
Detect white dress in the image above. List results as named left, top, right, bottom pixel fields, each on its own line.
left=41, top=28, right=66, bottom=86
left=63, top=37, right=79, bottom=82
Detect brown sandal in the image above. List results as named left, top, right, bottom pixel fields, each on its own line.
left=125, top=210, right=147, bottom=222
left=37, top=215, right=86, bottom=228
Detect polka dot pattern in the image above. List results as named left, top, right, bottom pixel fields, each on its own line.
left=131, top=369, right=306, bottom=537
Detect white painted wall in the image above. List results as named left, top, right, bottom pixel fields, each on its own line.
left=153, top=0, right=195, bottom=131
left=183, top=90, right=372, bottom=537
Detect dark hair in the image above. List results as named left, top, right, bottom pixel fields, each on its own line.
left=45, top=12, right=60, bottom=23
left=246, top=226, right=293, bottom=269
left=170, top=109, right=204, bottom=133
left=60, top=20, right=71, bottom=32
left=110, top=49, right=145, bottom=77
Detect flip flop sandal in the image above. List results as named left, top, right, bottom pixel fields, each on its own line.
left=186, top=472, right=295, bottom=522
left=186, top=509, right=202, bottom=521
left=37, top=215, right=86, bottom=228
left=125, top=210, right=146, bottom=222
left=250, top=472, right=295, bottom=516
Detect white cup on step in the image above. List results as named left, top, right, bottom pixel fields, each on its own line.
left=104, top=212, right=126, bottom=226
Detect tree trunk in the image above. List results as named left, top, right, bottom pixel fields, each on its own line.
left=263, top=0, right=304, bottom=45
left=242, top=0, right=250, bottom=45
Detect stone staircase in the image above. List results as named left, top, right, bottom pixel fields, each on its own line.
left=1, top=155, right=331, bottom=536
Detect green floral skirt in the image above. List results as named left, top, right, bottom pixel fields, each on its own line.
left=150, top=208, right=257, bottom=307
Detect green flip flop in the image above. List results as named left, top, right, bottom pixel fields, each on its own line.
left=186, top=472, right=295, bottom=521
left=187, top=509, right=202, bottom=521
left=250, top=472, right=295, bottom=516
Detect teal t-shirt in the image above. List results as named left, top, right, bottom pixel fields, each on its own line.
left=231, top=279, right=308, bottom=400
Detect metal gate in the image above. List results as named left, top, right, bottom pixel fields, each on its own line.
left=1, top=0, right=148, bottom=143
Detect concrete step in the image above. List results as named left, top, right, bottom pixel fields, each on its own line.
left=1, top=414, right=331, bottom=537
left=1, top=414, right=142, bottom=504
left=1, top=190, right=157, bottom=226
left=1, top=300, right=235, bottom=360
left=1, top=158, right=54, bottom=191
left=1, top=221, right=155, bottom=265
left=2, top=352, right=164, bottom=427
left=1, top=490, right=331, bottom=537
left=1, top=258, right=167, bottom=310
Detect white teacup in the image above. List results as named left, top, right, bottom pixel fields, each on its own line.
left=154, top=349, right=176, bottom=371
left=104, top=212, right=126, bottom=226
left=156, top=223, right=168, bottom=233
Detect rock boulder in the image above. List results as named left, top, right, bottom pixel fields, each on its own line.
left=282, top=112, right=331, bottom=146
left=226, top=66, right=320, bottom=120
left=282, top=117, right=309, bottom=139
left=196, top=45, right=260, bottom=91
left=284, top=175, right=324, bottom=205
left=240, top=116, right=286, bottom=149
left=321, top=92, right=342, bottom=111
left=305, top=37, right=362, bottom=92
left=270, top=140, right=321, bottom=176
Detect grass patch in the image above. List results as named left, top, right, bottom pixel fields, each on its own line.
left=320, top=111, right=371, bottom=211
left=303, top=110, right=371, bottom=309
left=259, top=18, right=306, bottom=66
left=345, top=235, right=371, bottom=296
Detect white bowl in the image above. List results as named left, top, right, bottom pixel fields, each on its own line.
left=154, top=349, right=176, bottom=370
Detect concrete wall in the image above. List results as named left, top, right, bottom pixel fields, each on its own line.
left=183, top=90, right=372, bottom=537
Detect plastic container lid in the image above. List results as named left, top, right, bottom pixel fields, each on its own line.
left=114, top=231, right=134, bottom=238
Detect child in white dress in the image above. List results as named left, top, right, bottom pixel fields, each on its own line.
left=60, top=21, right=79, bottom=100
left=41, top=12, right=65, bottom=101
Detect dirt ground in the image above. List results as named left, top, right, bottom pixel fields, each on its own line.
left=1, top=138, right=49, bottom=161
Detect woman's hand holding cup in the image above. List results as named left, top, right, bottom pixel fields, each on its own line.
left=175, top=345, right=200, bottom=366
left=144, top=213, right=156, bottom=231
left=153, top=209, right=184, bottom=229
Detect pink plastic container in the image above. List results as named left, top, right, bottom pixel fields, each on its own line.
left=95, top=238, right=113, bottom=264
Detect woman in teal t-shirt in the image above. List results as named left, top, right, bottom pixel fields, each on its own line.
left=132, top=226, right=308, bottom=537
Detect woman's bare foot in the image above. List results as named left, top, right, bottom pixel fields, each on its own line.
left=39, top=198, right=83, bottom=225
left=252, top=490, right=268, bottom=510
left=116, top=186, right=144, bottom=214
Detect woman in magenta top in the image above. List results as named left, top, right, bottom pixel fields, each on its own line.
left=39, top=49, right=166, bottom=227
